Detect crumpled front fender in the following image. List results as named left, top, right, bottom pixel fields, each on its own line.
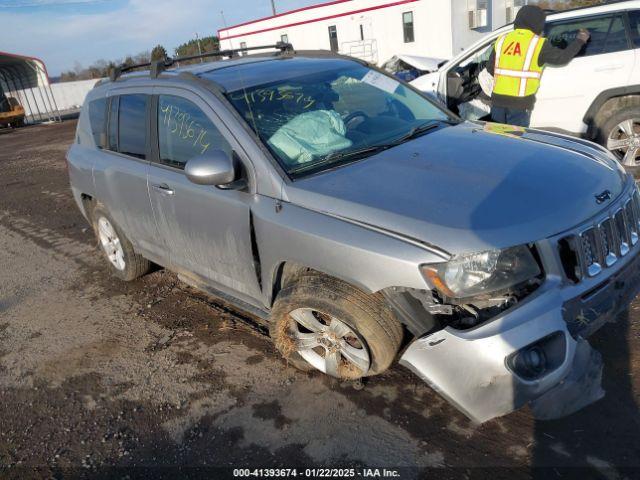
left=398, top=284, right=605, bottom=423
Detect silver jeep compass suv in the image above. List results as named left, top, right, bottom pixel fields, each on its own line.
left=67, top=44, right=640, bottom=423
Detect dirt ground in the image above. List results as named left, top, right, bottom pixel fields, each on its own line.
left=1, top=120, right=639, bottom=478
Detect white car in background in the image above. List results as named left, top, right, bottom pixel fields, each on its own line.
left=411, top=0, right=640, bottom=166
left=381, top=54, right=447, bottom=82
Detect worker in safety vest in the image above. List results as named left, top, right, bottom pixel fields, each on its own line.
left=487, top=5, right=590, bottom=127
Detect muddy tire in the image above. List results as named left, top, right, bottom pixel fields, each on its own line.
left=91, top=204, right=151, bottom=281
left=595, top=96, right=640, bottom=169
left=269, top=272, right=403, bottom=379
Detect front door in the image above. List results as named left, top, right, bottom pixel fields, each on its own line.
left=532, top=12, right=635, bottom=133
left=147, top=89, right=263, bottom=304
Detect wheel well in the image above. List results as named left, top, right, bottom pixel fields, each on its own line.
left=269, top=262, right=414, bottom=342
left=586, top=88, right=640, bottom=140
left=270, top=262, right=314, bottom=306
left=80, top=193, right=95, bottom=221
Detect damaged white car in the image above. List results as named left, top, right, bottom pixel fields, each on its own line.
left=67, top=44, right=640, bottom=423
left=381, top=54, right=446, bottom=82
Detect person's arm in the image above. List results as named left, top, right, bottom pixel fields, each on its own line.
left=487, top=47, right=496, bottom=76
left=539, top=29, right=590, bottom=66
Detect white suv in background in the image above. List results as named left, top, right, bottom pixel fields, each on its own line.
left=411, top=0, right=640, bottom=166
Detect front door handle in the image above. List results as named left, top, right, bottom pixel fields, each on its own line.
left=152, top=183, right=175, bottom=195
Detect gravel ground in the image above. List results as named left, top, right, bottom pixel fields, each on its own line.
left=1, top=121, right=640, bottom=478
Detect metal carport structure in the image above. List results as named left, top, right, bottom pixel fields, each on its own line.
left=0, top=51, right=61, bottom=124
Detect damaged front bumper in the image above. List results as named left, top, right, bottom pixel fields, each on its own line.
left=400, top=244, right=640, bottom=424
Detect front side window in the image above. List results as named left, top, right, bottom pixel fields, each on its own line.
left=117, top=94, right=148, bottom=159
left=157, top=95, right=231, bottom=170
left=281, top=34, right=289, bottom=43
left=88, top=97, right=108, bottom=148
left=225, top=59, right=453, bottom=177
left=544, top=14, right=629, bottom=57
left=403, top=12, right=415, bottom=43
left=328, top=26, right=339, bottom=52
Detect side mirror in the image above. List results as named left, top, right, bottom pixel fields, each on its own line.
left=185, top=150, right=236, bottom=186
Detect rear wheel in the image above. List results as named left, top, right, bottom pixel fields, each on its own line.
left=269, top=272, right=403, bottom=379
left=91, top=205, right=151, bottom=281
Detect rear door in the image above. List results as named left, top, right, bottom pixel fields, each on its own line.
left=627, top=11, right=640, bottom=90
left=147, top=88, right=263, bottom=305
left=92, top=91, right=162, bottom=258
left=531, top=12, right=635, bottom=134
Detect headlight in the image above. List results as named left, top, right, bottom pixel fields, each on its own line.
left=421, top=245, right=541, bottom=299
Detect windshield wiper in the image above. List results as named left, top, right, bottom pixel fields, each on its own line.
left=288, top=145, right=390, bottom=175
left=323, top=144, right=392, bottom=163
left=389, top=120, right=446, bottom=146
left=321, top=121, right=448, bottom=164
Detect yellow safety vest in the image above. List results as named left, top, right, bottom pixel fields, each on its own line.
left=493, top=29, right=546, bottom=98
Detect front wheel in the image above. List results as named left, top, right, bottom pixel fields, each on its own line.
left=269, top=273, right=403, bottom=379
left=595, top=98, right=640, bottom=167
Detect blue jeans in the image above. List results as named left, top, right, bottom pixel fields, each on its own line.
left=491, top=106, right=532, bottom=128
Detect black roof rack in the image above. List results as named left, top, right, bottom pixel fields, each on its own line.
left=109, top=42, right=294, bottom=82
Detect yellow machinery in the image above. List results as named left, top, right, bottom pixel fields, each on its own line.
left=0, top=96, right=25, bottom=128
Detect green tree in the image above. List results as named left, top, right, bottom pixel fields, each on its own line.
left=58, top=35, right=220, bottom=82
left=175, top=36, right=220, bottom=64
left=151, top=44, right=168, bottom=62
left=531, top=0, right=603, bottom=10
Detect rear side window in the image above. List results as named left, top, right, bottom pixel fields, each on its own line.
left=117, top=94, right=148, bottom=159
left=544, top=14, right=629, bottom=57
left=627, top=11, right=640, bottom=48
left=88, top=98, right=108, bottom=148
left=156, top=95, right=231, bottom=170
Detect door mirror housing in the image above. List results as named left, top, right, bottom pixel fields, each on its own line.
left=185, top=150, right=237, bottom=186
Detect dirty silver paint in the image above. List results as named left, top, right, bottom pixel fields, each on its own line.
left=67, top=55, right=639, bottom=423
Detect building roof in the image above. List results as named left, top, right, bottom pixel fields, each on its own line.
left=0, top=51, right=49, bottom=89
left=218, top=0, right=420, bottom=41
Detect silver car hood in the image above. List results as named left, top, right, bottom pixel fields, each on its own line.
left=284, top=122, right=627, bottom=255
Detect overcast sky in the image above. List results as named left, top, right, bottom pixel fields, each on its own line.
left=0, top=0, right=318, bottom=76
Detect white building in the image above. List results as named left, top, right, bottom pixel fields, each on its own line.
left=218, top=0, right=528, bottom=65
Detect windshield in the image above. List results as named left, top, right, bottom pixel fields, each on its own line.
left=223, top=59, right=455, bottom=176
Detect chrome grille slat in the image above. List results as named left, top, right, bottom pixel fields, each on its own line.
left=559, top=187, right=640, bottom=281
left=580, top=228, right=602, bottom=277
left=615, top=209, right=630, bottom=256
left=600, top=218, right=617, bottom=267
left=625, top=199, right=639, bottom=246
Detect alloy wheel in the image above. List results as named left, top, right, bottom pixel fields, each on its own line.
left=97, top=217, right=126, bottom=271
left=288, top=307, right=370, bottom=378
left=607, top=118, right=640, bottom=167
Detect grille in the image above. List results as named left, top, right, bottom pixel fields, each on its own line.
left=559, top=188, right=640, bottom=281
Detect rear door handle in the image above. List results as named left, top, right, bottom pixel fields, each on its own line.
left=151, top=183, right=175, bottom=195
